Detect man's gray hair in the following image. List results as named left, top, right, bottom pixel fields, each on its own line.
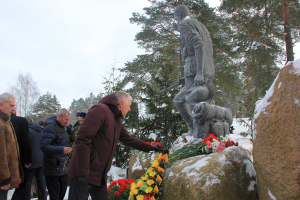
left=115, top=91, right=132, bottom=103
left=24, top=116, right=33, bottom=124
left=0, top=93, right=15, bottom=103
left=58, top=108, right=71, bottom=117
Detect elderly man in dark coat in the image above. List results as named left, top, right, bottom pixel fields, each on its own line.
left=24, top=117, right=47, bottom=200
left=67, top=91, right=161, bottom=200
left=10, top=111, right=32, bottom=200
left=41, top=108, right=72, bottom=200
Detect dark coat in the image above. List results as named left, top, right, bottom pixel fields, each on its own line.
left=0, top=111, right=22, bottom=188
left=40, top=116, right=69, bottom=177
left=66, top=93, right=153, bottom=187
left=28, top=123, right=43, bottom=169
left=10, top=114, right=32, bottom=180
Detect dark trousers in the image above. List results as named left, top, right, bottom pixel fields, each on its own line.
left=45, top=174, right=68, bottom=200
left=25, top=167, right=47, bottom=200
left=68, top=178, right=109, bottom=200
left=0, top=189, right=8, bottom=200
left=11, top=181, right=28, bottom=200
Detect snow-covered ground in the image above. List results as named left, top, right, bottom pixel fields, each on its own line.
left=7, top=118, right=250, bottom=200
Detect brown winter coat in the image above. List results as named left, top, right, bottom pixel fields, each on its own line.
left=67, top=93, right=153, bottom=187
left=0, top=111, right=21, bottom=188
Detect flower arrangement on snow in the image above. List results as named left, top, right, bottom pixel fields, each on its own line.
left=168, top=134, right=238, bottom=164
left=128, top=151, right=169, bottom=200
left=107, top=179, right=135, bottom=200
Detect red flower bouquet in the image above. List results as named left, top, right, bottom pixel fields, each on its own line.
left=107, top=179, right=134, bottom=200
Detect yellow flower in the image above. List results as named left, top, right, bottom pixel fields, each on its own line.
left=145, top=187, right=153, bottom=193
left=128, top=192, right=133, bottom=200
left=149, top=172, right=156, bottom=178
left=132, top=189, right=138, bottom=195
left=162, top=154, right=168, bottom=163
left=147, top=179, right=154, bottom=186
left=137, top=180, right=144, bottom=187
left=156, top=175, right=162, bottom=184
left=151, top=160, right=159, bottom=168
left=130, top=182, right=137, bottom=191
left=147, top=168, right=153, bottom=173
left=150, top=196, right=156, bottom=200
left=142, top=175, right=149, bottom=181
left=157, top=166, right=164, bottom=174
left=153, top=185, right=159, bottom=194
left=158, top=153, right=163, bottom=160
left=136, top=195, right=144, bottom=200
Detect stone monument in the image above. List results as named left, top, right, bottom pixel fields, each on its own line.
left=162, top=4, right=232, bottom=142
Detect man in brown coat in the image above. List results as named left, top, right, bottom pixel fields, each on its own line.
left=0, top=93, right=22, bottom=199
left=67, top=91, right=161, bottom=200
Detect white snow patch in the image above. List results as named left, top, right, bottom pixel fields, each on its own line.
left=182, top=157, right=211, bottom=174
left=253, top=73, right=279, bottom=139
left=132, top=155, right=143, bottom=171
left=149, top=133, right=157, bottom=140
left=290, top=58, right=300, bottom=75
left=248, top=180, right=256, bottom=191
left=202, top=173, right=221, bottom=189
left=268, top=188, right=277, bottom=200
left=294, top=98, right=300, bottom=106
left=107, top=165, right=127, bottom=184
left=168, top=171, right=174, bottom=177
left=244, top=160, right=256, bottom=177
left=278, top=82, right=282, bottom=89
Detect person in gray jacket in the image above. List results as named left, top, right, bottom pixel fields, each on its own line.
left=24, top=117, right=47, bottom=200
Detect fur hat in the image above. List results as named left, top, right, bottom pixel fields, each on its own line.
left=77, top=112, right=86, bottom=118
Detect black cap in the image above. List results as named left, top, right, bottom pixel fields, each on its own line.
left=38, top=121, right=45, bottom=126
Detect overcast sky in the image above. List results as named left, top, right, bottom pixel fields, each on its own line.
left=1, top=0, right=300, bottom=110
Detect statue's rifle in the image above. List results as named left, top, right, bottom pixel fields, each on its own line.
left=160, top=38, right=185, bottom=93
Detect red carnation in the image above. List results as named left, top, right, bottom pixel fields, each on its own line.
left=144, top=195, right=151, bottom=200
left=114, top=191, right=120, bottom=196
left=119, top=187, right=125, bottom=192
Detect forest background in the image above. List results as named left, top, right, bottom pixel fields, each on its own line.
left=4, top=0, right=300, bottom=168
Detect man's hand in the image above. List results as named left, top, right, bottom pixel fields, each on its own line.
left=77, top=175, right=89, bottom=186
left=63, top=147, right=73, bottom=154
left=0, top=184, right=10, bottom=191
left=151, top=145, right=161, bottom=152
left=24, top=163, right=31, bottom=168
left=194, top=74, right=205, bottom=86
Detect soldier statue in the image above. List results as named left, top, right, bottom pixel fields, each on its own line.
left=172, top=4, right=215, bottom=137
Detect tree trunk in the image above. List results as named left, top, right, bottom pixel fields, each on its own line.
left=282, top=0, right=294, bottom=62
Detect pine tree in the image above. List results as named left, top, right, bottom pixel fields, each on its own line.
left=29, top=91, right=61, bottom=122
left=218, top=0, right=299, bottom=121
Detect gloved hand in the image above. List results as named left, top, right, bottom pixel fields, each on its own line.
left=151, top=145, right=161, bottom=152
left=78, top=175, right=89, bottom=186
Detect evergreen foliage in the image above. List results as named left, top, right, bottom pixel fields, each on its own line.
left=68, top=93, right=102, bottom=125
left=28, top=91, right=61, bottom=122
left=218, top=0, right=300, bottom=121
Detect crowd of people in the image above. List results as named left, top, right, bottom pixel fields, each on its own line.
left=0, top=91, right=161, bottom=200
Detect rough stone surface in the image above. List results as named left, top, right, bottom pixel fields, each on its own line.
left=253, top=61, right=300, bottom=200
left=127, top=152, right=159, bottom=180
left=161, top=146, right=257, bottom=200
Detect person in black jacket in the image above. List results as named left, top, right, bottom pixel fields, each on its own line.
left=40, top=108, right=72, bottom=200
left=24, top=116, right=47, bottom=200
left=10, top=111, right=32, bottom=200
